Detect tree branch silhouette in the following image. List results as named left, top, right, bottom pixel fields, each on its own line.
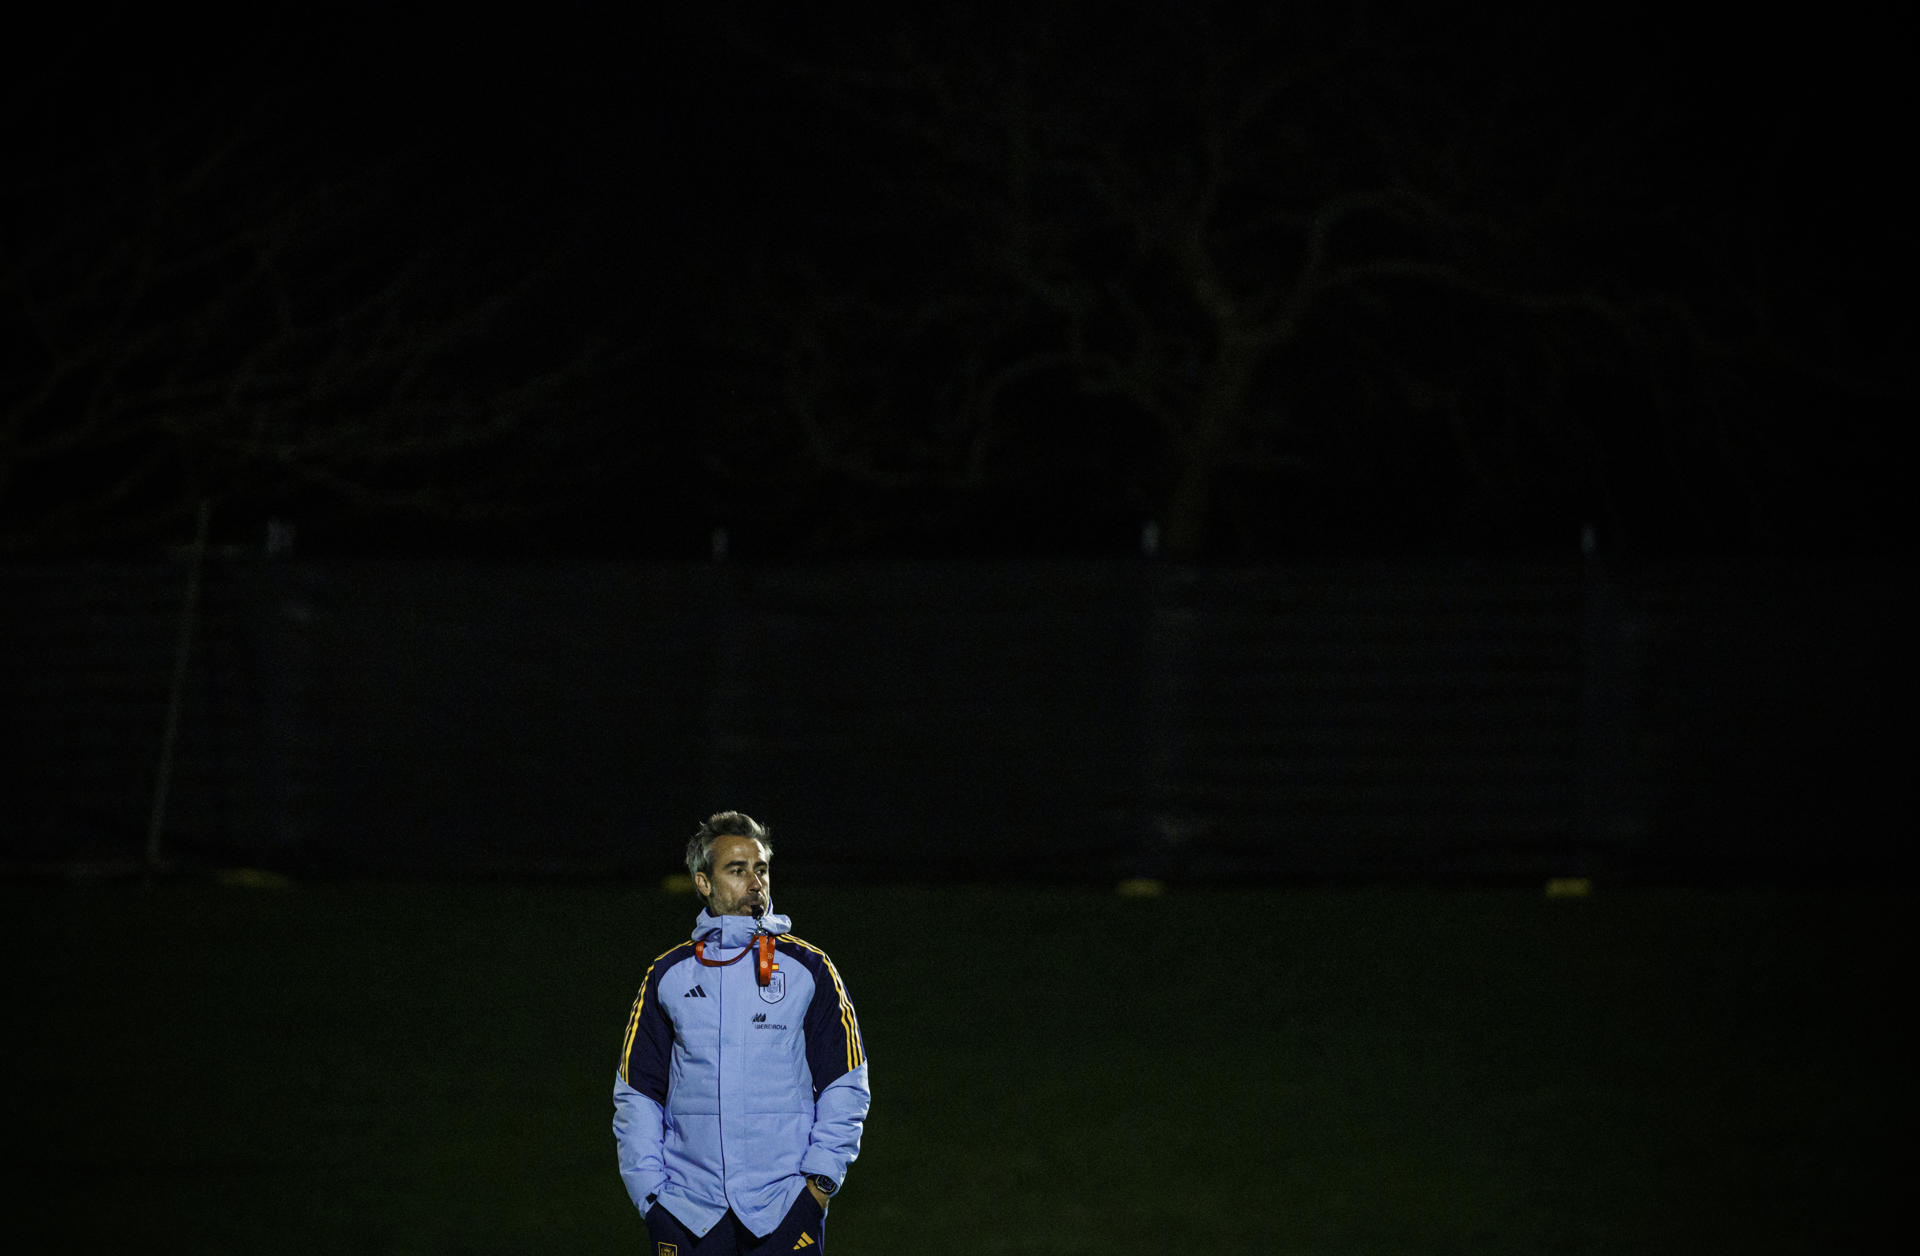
left=2, top=32, right=630, bottom=555
left=694, top=3, right=1893, bottom=557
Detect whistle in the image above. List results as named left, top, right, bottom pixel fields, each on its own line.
left=756, top=933, right=779, bottom=986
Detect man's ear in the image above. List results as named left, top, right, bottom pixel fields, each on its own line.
left=691, top=870, right=711, bottom=901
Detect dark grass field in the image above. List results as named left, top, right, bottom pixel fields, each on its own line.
left=6, top=880, right=1909, bottom=1253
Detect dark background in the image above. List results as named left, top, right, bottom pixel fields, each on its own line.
left=3, top=4, right=1911, bottom=882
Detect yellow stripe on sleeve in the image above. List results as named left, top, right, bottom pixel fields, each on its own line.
left=618, top=944, right=687, bottom=1085
left=786, top=935, right=865, bottom=1073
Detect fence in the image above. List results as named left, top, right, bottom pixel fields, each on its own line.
left=1, top=554, right=1906, bottom=883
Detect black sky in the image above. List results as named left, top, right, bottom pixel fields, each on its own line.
left=4, top=4, right=1909, bottom=560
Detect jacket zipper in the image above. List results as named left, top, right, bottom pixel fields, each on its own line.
left=715, top=947, right=728, bottom=1211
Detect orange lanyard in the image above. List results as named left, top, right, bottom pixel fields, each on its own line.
left=694, top=934, right=778, bottom=986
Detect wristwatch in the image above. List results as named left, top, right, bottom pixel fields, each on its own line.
left=807, top=1173, right=839, bottom=1197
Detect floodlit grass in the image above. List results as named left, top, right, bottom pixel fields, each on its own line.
left=7, top=881, right=1907, bottom=1254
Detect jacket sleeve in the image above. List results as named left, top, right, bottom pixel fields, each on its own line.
left=613, top=1074, right=667, bottom=1212
left=612, top=956, right=676, bottom=1211
left=799, top=952, right=871, bottom=1185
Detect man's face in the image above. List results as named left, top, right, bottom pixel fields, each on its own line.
left=694, top=835, right=771, bottom=917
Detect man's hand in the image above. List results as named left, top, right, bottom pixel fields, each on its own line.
left=806, top=1180, right=831, bottom=1209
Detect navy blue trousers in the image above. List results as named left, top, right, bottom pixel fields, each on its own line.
left=645, top=1191, right=827, bottom=1255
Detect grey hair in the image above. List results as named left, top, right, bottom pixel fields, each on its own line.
left=685, top=810, right=772, bottom=879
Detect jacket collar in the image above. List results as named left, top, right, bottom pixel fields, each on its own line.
left=692, top=907, right=792, bottom=947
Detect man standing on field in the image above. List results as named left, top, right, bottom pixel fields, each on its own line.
left=614, top=811, right=870, bottom=1253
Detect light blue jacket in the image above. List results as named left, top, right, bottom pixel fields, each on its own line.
left=613, top=907, right=871, bottom=1238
